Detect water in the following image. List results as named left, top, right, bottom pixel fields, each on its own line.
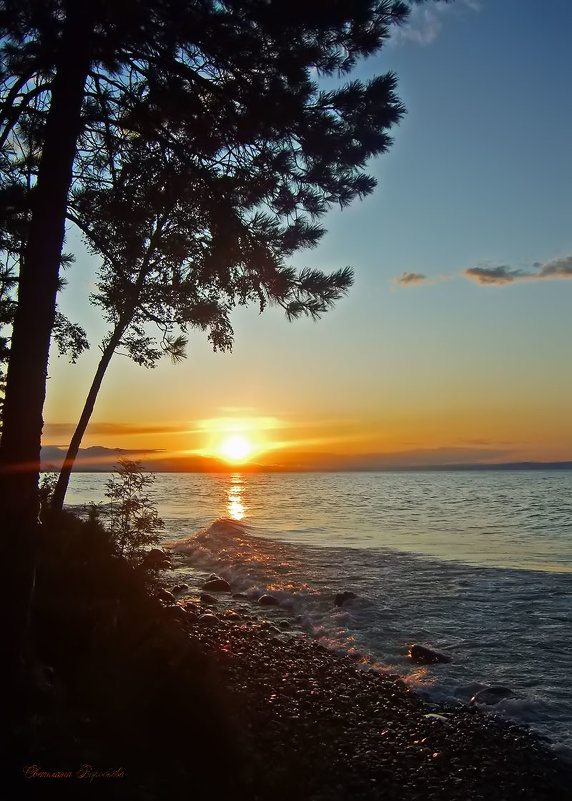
left=66, top=470, right=572, bottom=757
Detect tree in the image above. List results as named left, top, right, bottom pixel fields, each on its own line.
left=52, top=128, right=357, bottom=511
left=0, top=1, right=415, bottom=528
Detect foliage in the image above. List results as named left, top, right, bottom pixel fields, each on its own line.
left=0, top=0, right=421, bottom=521
left=104, top=459, right=164, bottom=560
left=38, top=470, right=58, bottom=519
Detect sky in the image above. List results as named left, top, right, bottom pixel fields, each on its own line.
left=42, top=0, right=572, bottom=470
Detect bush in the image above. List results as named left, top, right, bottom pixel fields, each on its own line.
left=104, top=459, right=164, bottom=560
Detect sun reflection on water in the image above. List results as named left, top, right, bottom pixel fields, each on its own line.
left=227, top=473, right=246, bottom=520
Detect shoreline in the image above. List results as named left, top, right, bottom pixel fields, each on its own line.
left=6, top=507, right=571, bottom=800
left=162, top=582, right=572, bottom=800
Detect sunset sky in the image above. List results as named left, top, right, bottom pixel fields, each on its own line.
left=43, top=0, right=572, bottom=470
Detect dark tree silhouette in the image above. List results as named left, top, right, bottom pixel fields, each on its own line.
left=1, top=0, right=415, bottom=529
left=53, top=139, right=357, bottom=510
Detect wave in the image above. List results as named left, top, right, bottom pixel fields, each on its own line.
left=165, top=518, right=572, bottom=757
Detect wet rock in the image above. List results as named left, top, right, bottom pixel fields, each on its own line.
left=470, top=686, right=514, bottom=705
left=335, top=591, right=357, bottom=606
left=157, top=588, right=176, bottom=605
left=232, top=593, right=249, bottom=600
left=203, top=577, right=231, bottom=592
left=224, top=610, right=241, bottom=622
left=258, top=594, right=279, bottom=607
left=423, top=713, right=451, bottom=724
left=408, top=644, right=451, bottom=665
left=142, top=549, right=171, bottom=571
left=279, top=620, right=291, bottom=629
left=198, top=613, right=219, bottom=628
left=166, top=605, right=188, bottom=622
left=200, top=593, right=218, bottom=605
left=171, top=582, right=189, bottom=594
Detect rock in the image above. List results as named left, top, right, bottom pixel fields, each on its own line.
left=198, top=613, right=219, bottom=628
left=408, top=644, right=452, bottom=665
left=470, top=686, right=514, bottom=705
left=423, top=713, right=451, bottom=724
left=157, top=588, right=176, bottom=605
left=142, top=549, right=171, bottom=571
left=223, top=610, right=241, bottom=622
left=200, top=593, right=218, bottom=605
left=232, top=593, right=249, bottom=600
left=258, top=594, right=279, bottom=606
left=335, top=591, right=357, bottom=606
left=166, top=605, right=187, bottom=622
left=203, top=577, right=231, bottom=592
left=279, top=620, right=291, bottom=629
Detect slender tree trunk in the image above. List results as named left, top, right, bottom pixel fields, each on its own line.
left=51, top=325, right=126, bottom=514
left=0, top=5, right=93, bottom=690
left=0, top=4, right=92, bottom=528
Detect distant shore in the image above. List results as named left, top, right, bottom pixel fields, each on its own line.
left=39, top=443, right=572, bottom=474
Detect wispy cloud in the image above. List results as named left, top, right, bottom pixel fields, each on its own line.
left=463, top=265, right=534, bottom=285
left=537, top=255, right=572, bottom=279
left=464, top=255, right=572, bottom=286
left=394, top=271, right=428, bottom=286
left=43, top=421, right=188, bottom=438
left=394, top=255, right=572, bottom=289
left=391, top=0, right=481, bottom=47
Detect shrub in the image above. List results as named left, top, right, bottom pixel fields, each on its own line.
left=104, top=459, right=164, bottom=560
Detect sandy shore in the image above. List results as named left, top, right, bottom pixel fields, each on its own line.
left=165, top=585, right=572, bottom=801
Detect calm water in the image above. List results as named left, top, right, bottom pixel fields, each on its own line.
left=66, top=470, right=572, bottom=756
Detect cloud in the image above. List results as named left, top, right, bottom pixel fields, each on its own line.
left=43, top=421, right=192, bottom=439
left=391, top=0, right=480, bottom=47
left=537, top=255, right=572, bottom=279
left=394, top=271, right=428, bottom=286
left=464, top=256, right=572, bottom=286
left=463, top=266, right=534, bottom=285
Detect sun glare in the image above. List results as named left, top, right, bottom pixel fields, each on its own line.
left=219, top=434, right=253, bottom=463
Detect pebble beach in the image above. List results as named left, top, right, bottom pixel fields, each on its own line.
left=160, top=577, right=572, bottom=801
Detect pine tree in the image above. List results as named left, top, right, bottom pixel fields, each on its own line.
left=1, top=0, right=414, bottom=527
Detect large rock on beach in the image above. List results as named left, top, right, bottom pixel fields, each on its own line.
left=258, top=594, right=279, bottom=606
left=408, top=644, right=451, bottom=665
left=335, top=591, right=357, bottom=606
left=203, top=576, right=231, bottom=592
left=142, top=548, right=171, bottom=571
left=470, top=686, right=514, bottom=705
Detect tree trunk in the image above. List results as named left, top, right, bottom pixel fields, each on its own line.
left=0, top=5, right=92, bottom=528
left=0, top=5, right=93, bottom=685
left=51, top=325, right=126, bottom=514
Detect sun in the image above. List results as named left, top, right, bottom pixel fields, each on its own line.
left=219, top=434, right=254, bottom=463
